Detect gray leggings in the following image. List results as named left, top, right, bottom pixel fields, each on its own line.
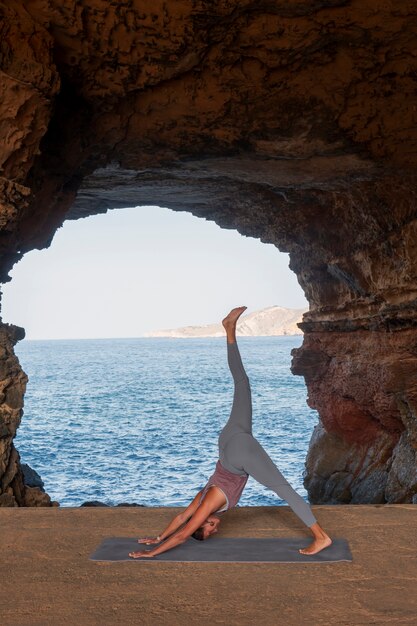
left=218, top=340, right=317, bottom=528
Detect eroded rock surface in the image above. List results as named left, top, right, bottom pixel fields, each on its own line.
left=292, top=330, right=417, bottom=503
left=0, top=1, right=417, bottom=505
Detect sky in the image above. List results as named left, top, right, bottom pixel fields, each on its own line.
left=0, top=205, right=308, bottom=340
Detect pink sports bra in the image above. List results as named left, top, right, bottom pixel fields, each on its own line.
left=199, top=460, right=249, bottom=512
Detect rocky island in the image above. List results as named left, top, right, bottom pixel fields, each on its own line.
left=144, top=306, right=306, bottom=338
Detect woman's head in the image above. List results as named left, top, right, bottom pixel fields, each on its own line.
left=191, top=515, right=221, bottom=541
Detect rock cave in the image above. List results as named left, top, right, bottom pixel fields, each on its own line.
left=1, top=0, right=417, bottom=507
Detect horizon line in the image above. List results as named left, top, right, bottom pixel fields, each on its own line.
left=19, top=333, right=303, bottom=342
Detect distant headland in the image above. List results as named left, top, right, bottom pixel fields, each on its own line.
left=143, top=305, right=307, bottom=338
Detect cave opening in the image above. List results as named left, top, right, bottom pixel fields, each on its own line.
left=1, top=203, right=316, bottom=508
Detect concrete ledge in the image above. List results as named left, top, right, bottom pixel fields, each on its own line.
left=1, top=505, right=416, bottom=625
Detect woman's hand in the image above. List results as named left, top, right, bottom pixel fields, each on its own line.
left=129, top=549, right=155, bottom=558
left=137, top=536, right=161, bottom=545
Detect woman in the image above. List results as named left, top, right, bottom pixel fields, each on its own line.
left=129, top=306, right=332, bottom=559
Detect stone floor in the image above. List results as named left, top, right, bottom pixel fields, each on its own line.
left=0, top=504, right=416, bottom=625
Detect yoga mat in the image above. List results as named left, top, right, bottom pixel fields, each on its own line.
left=89, top=536, right=352, bottom=563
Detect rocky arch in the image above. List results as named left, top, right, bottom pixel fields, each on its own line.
left=1, top=0, right=417, bottom=506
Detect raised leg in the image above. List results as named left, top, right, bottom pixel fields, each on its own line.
left=218, top=308, right=253, bottom=451
left=221, top=341, right=253, bottom=434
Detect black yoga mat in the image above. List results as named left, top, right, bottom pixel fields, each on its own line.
left=89, top=536, right=352, bottom=563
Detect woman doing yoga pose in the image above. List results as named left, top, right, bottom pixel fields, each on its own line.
left=129, top=306, right=332, bottom=558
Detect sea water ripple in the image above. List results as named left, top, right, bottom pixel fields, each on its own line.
left=13, top=336, right=319, bottom=507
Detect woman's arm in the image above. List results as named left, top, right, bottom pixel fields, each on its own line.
left=138, top=489, right=205, bottom=544
left=132, top=501, right=213, bottom=558
left=130, top=489, right=225, bottom=558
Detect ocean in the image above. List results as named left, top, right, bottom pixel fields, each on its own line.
left=13, top=336, right=318, bottom=508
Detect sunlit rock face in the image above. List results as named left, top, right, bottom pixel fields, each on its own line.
left=0, top=1, right=417, bottom=505
left=292, top=330, right=417, bottom=503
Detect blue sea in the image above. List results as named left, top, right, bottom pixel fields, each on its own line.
left=13, top=336, right=318, bottom=508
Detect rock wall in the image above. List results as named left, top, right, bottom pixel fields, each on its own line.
left=0, top=0, right=417, bottom=504
left=0, top=323, right=54, bottom=506
left=292, top=330, right=417, bottom=503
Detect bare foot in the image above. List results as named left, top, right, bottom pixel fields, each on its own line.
left=222, top=306, right=247, bottom=330
left=299, top=535, right=333, bottom=555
